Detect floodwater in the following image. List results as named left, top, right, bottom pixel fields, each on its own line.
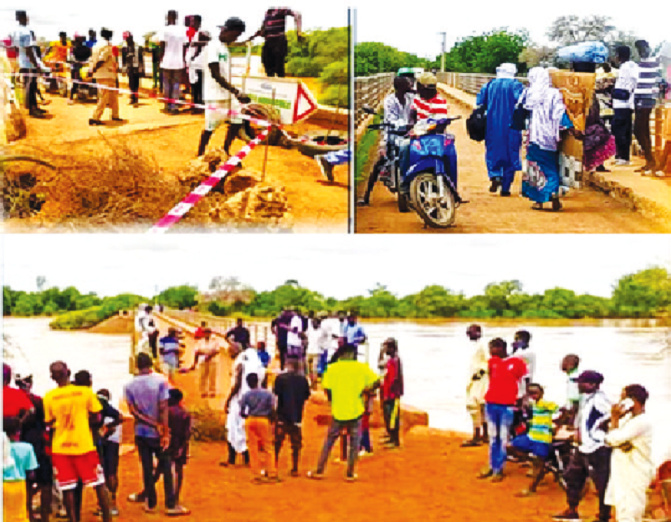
left=4, top=317, right=670, bottom=460
left=2, top=317, right=131, bottom=407
left=363, top=320, right=671, bottom=461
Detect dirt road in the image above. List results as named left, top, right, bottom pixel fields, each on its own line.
left=355, top=104, right=670, bottom=233
left=5, top=91, right=348, bottom=233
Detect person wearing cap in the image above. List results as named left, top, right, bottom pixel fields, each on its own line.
left=475, top=63, right=524, bottom=197
left=121, top=31, right=144, bottom=106
left=411, top=72, right=448, bottom=122
left=89, top=27, right=122, bottom=126
left=554, top=370, right=612, bottom=522
left=604, top=384, right=654, bottom=522
left=159, top=10, right=187, bottom=114
left=247, top=7, right=302, bottom=78
left=197, top=17, right=251, bottom=157
left=188, top=327, right=222, bottom=398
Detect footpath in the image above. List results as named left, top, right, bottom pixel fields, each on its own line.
left=439, top=83, right=671, bottom=226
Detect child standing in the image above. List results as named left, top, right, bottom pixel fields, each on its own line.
left=256, top=341, right=271, bottom=369
left=3, top=417, right=39, bottom=522
left=358, top=391, right=374, bottom=456
left=166, top=388, right=191, bottom=515
left=239, top=373, right=278, bottom=484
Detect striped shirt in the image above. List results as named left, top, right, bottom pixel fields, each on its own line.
left=528, top=399, right=558, bottom=444
left=261, top=8, right=299, bottom=40
left=635, top=57, right=661, bottom=109
left=413, top=95, right=449, bottom=120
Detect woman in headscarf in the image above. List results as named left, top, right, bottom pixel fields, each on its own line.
left=476, top=63, right=524, bottom=196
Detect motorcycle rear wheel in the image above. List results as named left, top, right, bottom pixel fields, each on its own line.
left=409, top=172, right=456, bottom=228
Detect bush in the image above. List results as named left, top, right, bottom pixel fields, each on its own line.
left=189, top=407, right=227, bottom=441
left=50, top=307, right=106, bottom=330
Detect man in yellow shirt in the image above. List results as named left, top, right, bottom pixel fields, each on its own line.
left=308, top=343, right=380, bottom=481
left=43, top=361, right=111, bottom=522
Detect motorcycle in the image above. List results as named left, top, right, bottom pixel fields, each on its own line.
left=365, top=108, right=464, bottom=228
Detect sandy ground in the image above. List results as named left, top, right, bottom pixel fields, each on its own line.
left=355, top=104, right=671, bottom=234
left=4, top=87, right=348, bottom=233
left=68, top=313, right=603, bottom=522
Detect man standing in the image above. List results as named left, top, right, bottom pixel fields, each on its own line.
left=476, top=63, right=524, bottom=196
left=634, top=40, right=663, bottom=175
left=612, top=46, right=638, bottom=166
left=553, top=370, right=612, bottom=522
left=605, top=384, right=654, bottom=522
left=274, top=359, right=311, bottom=476
left=12, top=11, right=46, bottom=118
left=188, top=327, right=221, bottom=398
left=462, top=324, right=488, bottom=447
left=358, top=75, right=414, bottom=206
left=197, top=17, right=251, bottom=157
left=248, top=8, right=302, bottom=78
left=43, top=361, right=111, bottom=522
left=478, top=338, right=527, bottom=482
left=85, top=29, right=97, bottom=50
left=160, top=10, right=187, bottom=114
left=381, top=338, right=403, bottom=449
left=121, top=32, right=144, bottom=106
left=123, top=353, right=177, bottom=515
left=223, top=343, right=265, bottom=467
left=308, top=344, right=380, bottom=481
left=286, top=308, right=307, bottom=370
left=89, top=28, right=121, bottom=126
left=185, top=17, right=205, bottom=112
left=343, top=312, right=366, bottom=361
left=272, top=309, right=292, bottom=370
left=226, top=318, right=251, bottom=353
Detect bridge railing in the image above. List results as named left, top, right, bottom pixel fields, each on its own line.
left=354, top=73, right=394, bottom=133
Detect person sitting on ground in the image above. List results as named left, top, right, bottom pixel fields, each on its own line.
left=273, top=359, right=310, bottom=477
left=478, top=338, right=527, bottom=483
left=3, top=417, right=38, bottom=522
left=604, top=384, right=654, bottom=522
left=240, top=373, right=278, bottom=484
left=507, top=383, right=558, bottom=496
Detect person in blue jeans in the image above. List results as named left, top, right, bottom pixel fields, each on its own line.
left=478, top=337, right=527, bottom=482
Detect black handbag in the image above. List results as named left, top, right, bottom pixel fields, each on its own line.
left=612, top=88, right=631, bottom=101
left=510, top=92, right=529, bottom=131
left=466, top=83, right=488, bottom=142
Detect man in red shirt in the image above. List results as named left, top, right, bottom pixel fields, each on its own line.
left=478, top=338, right=527, bottom=482
left=381, top=338, right=404, bottom=448
left=3, top=363, right=34, bottom=424
left=411, top=72, right=449, bottom=122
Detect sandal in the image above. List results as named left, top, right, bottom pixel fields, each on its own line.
left=306, top=470, right=325, bottom=480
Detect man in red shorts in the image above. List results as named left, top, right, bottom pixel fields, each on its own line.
left=43, top=361, right=111, bottom=522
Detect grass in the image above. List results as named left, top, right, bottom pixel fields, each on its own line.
left=355, top=110, right=382, bottom=183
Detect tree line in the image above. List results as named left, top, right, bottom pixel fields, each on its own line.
left=4, top=267, right=669, bottom=325
left=356, top=15, right=644, bottom=76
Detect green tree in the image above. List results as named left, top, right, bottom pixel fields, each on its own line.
left=546, top=15, right=616, bottom=45
left=156, top=285, right=199, bottom=310
left=441, top=29, right=528, bottom=74
left=611, top=267, right=671, bottom=317
left=286, top=28, right=348, bottom=78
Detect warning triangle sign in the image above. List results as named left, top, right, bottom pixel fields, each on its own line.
left=294, top=82, right=318, bottom=123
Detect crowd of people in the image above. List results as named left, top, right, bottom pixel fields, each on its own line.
left=359, top=41, right=668, bottom=211
left=5, top=8, right=302, bottom=156
left=2, top=306, right=406, bottom=520
left=462, top=323, right=670, bottom=522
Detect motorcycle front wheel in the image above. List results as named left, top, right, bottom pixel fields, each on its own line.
left=409, top=172, right=456, bottom=228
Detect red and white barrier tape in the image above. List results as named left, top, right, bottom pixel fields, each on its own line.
left=2, top=71, right=273, bottom=127
left=148, top=128, right=270, bottom=234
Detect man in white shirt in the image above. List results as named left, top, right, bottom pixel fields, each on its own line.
left=188, top=328, right=222, bottom=398
left=12, top=11, right=46, bottom=118
left=358, top=76, right=414, bottom=206
left=197, top=17, right=251, bottom=157
left=462, top=324, right=489, bottom=447
left=612, top=45, right=639, bottom=166
left=605, top=384, right=654, bottom=522
left=159, top=10, right=187, bottom=114
left=286, top=309, right=306, bottom=370
left=306, top=317, right=329, bottom=387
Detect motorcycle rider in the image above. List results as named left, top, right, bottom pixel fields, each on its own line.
left=358, top=76, right=414, bottom=206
